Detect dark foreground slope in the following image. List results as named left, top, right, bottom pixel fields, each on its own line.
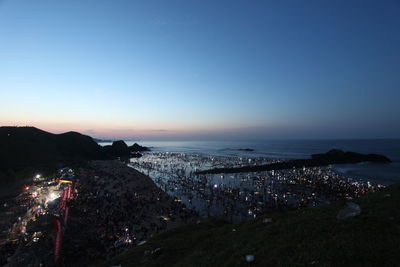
left=0, top=127, right=105, bottom=183
left=99, top=184, right=400, bottom=267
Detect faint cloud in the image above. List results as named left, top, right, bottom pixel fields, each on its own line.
left=152, top=129, right=169, bottom=132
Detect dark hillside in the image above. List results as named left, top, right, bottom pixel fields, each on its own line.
left=56, top=131, right=104, bottom=159
left=0, top=127, right=105, bottom=182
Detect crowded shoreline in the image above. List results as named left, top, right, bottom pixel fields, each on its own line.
left=129, top=152, right=384, bottom=222
left=0, top=151, right=386, bottom=266
left=0, top=160, right=197, bottom=266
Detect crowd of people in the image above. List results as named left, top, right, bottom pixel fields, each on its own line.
left=61, top=160, right=197, bottom=265
left=0, top=171, right=71, bottom=266
left=1, top=161, right=198, bottom=266
left=130, top=152, right=384, bottom=222
left=0, top=152, right=385, bottom=266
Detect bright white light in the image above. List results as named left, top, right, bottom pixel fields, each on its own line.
left=48, top=192, right=58, bottom=202
left=36, top=174, right=41, bottom=179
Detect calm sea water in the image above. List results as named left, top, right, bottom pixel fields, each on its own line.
left=100, top=140, right=400, bottom=185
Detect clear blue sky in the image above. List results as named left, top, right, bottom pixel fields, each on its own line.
left=0, top=0, right=399, bottom=140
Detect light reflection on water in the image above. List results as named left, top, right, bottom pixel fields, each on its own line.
left=99, top=140, right=400, bottom=185
left=129, top=152, right=381, bottom=223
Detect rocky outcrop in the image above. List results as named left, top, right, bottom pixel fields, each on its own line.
left=103, top=141, right=149, bottom=157
left=197, top=149, right=392, bottom=174
left=103, top=140, right=130, bottom=157
left=311, top=149, right=391, bottom=163
left=238, top=148, right=254, bottom=151
left=129, top=143, right=150, bottom=152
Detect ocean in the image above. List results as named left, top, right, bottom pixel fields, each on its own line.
left=99, top=139, right=400, bottom=185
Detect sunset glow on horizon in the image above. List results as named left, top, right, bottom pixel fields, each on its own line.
left=1, top=0, right=399, bottom=140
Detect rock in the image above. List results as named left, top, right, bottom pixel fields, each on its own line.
left=112, top=141, right=129, bottom=154
left=198, top=149, right=391, bottom=174
left=103, top=141, right=130, bottom=157
left=129, top=143, right=150, bottom=152
left=238, top=148, right=254, bottom=151
left=312, top=149, right=391, bottom=163
left=337, top=202, right=361, bottom=220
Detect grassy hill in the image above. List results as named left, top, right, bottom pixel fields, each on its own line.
left=98, top=183, right=400, bottom=267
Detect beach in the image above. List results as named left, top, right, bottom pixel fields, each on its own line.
left=1, top=160, right=196, bottom=266
left=100, top=139, right=400, bottom=184
left=129, top=152, right=383, bottom=222
left=0, top=140, right=396, bottom=265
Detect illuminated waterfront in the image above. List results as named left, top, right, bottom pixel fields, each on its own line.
left=129, top=152, right=384, bottom=222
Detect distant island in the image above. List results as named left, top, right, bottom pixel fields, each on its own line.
left=197, top=149, right=391, bottom=174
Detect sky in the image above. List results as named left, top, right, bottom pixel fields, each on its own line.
left=0, top=0, right=399, bottom=140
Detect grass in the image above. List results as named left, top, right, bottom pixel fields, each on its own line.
left=95, top=184, right=400, bottom=267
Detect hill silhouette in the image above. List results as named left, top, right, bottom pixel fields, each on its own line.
left=0, top=127, right=151, bottom=184
left=0, top=127, right=105, bottom=183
